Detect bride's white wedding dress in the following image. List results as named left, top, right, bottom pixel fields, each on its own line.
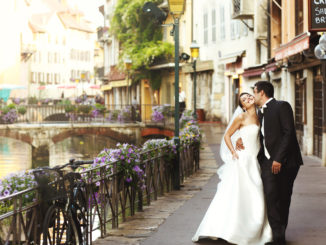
left=192, top=124, right=272, bottom=245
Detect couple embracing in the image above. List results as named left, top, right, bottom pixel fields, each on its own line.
left=192, top=81, right=303, bottom=245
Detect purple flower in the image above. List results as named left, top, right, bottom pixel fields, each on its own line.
left=126, top=177, right=132, bottom=183
left=133, top=165, right=141, bottom=173
left=3, top=189, right=10, bottom=196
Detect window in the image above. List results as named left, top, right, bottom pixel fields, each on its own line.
left=163, top=26, right=167, bottom=41
left=47, top=73, right=50, bottom=83
left=231, top=20, right=236, bottom=40
left=219, top=5, right=225, bottom=40
left=33, top=52, right=37, bottom=63
left=236, top=21, right=240, bottom=39
left=212, top=9, right=216, bottom=42
left=204, top=12, right=208, bottom=44
left=31, top=72, right=36, bottom=83
left=295, top=0, right=303, bottom=35
left=242, top=20, right=249, bottom=36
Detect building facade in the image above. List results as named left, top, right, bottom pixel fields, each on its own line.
left=0, top=0, right=98, bottom=101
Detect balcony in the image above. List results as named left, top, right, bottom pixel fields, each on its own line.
left=232, top=0, right=254, bottom=20
left=21, top=43, right=36, bottom=61
left=97, top=66, right=108, bottom=81
left=97, top=27, right=110, bottom=42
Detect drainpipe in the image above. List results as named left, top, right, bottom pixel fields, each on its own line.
left=191, top=0, right=194, bottom=42
left=267, top=0, right=271, bottom=59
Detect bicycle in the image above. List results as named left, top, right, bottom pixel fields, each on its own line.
left=32, top=159, right=93, bottom=245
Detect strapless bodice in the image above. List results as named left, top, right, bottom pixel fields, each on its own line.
left=239, top=124, right=260, bottom=156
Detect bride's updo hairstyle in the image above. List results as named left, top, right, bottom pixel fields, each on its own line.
left=239, top=92, right=251, bottom=111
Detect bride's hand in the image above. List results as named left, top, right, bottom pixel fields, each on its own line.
left=236, top=138, right=244, bottom=151
left=232, top=151, right=239, bottom=160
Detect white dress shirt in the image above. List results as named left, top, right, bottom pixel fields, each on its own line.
left=261, top=98, right=274, bottom=159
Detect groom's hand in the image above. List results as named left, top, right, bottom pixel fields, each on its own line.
left=271, top=161, right=282, bottom=174
left=235, top=138, right=244, bottom=151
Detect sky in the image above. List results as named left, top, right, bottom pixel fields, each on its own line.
left=70, top=0, right=105, bottom=26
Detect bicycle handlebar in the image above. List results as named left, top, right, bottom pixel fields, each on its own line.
left=32, top=159, right=94, bottom=173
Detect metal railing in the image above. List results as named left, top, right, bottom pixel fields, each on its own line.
left=0, top=104, right=176, bottom=126
left=0, top=143, right=200, bottom=244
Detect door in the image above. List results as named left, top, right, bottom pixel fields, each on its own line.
left=294, top=71, right=306, bottom=149
left=232, top=78, right=240, bottom=112
left=313, top=67, right=323, bottom=158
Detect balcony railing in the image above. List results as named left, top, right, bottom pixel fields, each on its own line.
left=96, top=66, right=105, bottom=80
left=97, top=27, right=110, bottom=42
left=21, top=43, right=36, bottom=61
left=0, top=104, right=176, bottom=126
left=232, top=0, right=254, bottom=20
left=0, top=143, right=200, bottom=244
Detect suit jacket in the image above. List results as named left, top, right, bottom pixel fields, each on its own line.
left=258, top=99, right=303, bottom=168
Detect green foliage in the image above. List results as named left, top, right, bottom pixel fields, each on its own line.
left=95, top=103, right=107, bottom=114
left=1, top=106, right=10, bottom=115
left=28, top=96, right=38, bottom=105
left=64, top=104, right=76, bottom=113
left=58, top=99, right=72, bottom=106
left=7, top=104, right=16, bottom=110
left=78, top=105, right=92, bottom=114
left=17, top=106, right=27, bottom=115
left=111, top=0, right=174, bottom=90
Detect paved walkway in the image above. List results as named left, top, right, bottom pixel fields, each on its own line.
left=94, top=123, right=326, bottom=245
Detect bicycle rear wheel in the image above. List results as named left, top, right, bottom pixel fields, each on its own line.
left=73, top=186, right=88, bottom=243
left=41, top=205, right=82, bottom=245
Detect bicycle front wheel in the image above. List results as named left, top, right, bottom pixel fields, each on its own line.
left=41, top=205, right=82, bottom=245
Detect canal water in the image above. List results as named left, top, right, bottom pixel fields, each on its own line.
left=0, top=135, right=119, bottom=179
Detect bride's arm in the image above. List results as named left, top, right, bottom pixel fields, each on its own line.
left=224, top=115, right=243, bottom=159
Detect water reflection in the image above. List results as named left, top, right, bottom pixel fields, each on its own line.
left=0, top=135, right=118, bottom=179
left=0, top=137, right=32, bottom=179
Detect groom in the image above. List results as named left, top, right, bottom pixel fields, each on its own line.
left=238, top=81, right=303, bottom=245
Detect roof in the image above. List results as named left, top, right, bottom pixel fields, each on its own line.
left=107, top=66, right=126, bottom=82
left=29, top=12, right=54, bottom=33
left=58, top=12, right=94, bottom=33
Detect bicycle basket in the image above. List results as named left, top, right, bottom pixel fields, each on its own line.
left=33, top=169, right=67, bottom=202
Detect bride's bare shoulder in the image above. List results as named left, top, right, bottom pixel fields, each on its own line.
left=236, top=112, right=246, bottom=121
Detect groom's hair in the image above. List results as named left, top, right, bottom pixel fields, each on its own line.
left=254, top=81, right=274, bottom=98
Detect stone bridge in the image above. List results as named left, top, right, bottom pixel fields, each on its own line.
left=0, top=122, right=175, bottom=164
left=0, top=123, right=143, bottom=164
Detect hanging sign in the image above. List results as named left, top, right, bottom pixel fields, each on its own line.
left=309, top=0, right=326, bottom=31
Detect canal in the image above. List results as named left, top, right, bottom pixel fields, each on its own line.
left=0, top=135, right=119, bottom=179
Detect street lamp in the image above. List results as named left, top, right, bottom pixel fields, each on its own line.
left=190, top=41, right=200, bottom=119
left=124, top=57, right=132, bottom=105
left=168, top=0, right=185, bottom=190
left=314, top=33, right=326, bottom=166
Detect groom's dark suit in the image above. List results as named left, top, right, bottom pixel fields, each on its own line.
left=258, top=98, right=303, bottom=243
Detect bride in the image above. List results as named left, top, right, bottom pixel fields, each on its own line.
left=192, top=92, right=272, bottom=245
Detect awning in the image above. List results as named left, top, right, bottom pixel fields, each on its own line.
left=183, top=60, right=214, bottom=73
left=275, top=32, right=310, bottom=61
left=101, top=80, right=128, bottom=91
left=219, top=50, right=245, bottom=64
left=242, top=64, right=264, bottom=78
left=149, top=63, right=184, bottom=70
left=242, top=62, right=281, bottom=78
